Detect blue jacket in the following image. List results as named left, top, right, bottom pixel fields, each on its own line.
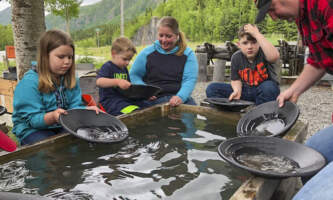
left=12, top=70, right=84, bottom=141
left=130, top=40, right=198, bottom=102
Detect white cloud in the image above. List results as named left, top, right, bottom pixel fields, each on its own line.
left=0, top=1, right=10, bottom=11
left=81, top=0, right=103, bottom=6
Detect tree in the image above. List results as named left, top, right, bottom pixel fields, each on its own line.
left=45, top=0, right=82, bottom=33
left=11, top=0, right=46, bottom=80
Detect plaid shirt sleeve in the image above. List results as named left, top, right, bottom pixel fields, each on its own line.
left=298, top=0, right=333, bottom=74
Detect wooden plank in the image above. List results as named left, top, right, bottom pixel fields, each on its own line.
left=230, top=177, right=280, bottom=200
left=173, top=104, right=241, bottom=122
left=196, top=45, right=229, bottom=53
left=0, top=132, right=76, bottom=163
left=0, top=78, right=17, bottom=96
left=212, top=52, right=231, bottom=60
left=4, top=95, right=14, bottom=113
left=118, top=104, right=162, bottom=126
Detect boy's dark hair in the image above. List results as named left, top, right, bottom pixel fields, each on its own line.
left=238, top=24, right=257, bottom=42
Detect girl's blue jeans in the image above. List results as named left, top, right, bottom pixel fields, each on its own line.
left=21, top=128, right=64, bottom=145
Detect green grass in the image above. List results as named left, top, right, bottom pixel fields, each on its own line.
left=76, top=46, right=111, bottom=59
left=265, top=33, right=286, bottom=46
left=0, top=62, right=7, bottom=73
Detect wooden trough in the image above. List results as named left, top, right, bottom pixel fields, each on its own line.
left=0, top=104, right=307, bottom=199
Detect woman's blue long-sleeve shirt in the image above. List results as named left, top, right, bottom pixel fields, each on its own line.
left=130, top=40, right=198, bottom=102
left=12, top=70, right=84, bottom=141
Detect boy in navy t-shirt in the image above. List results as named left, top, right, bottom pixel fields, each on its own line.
left=96, top=37, right=145, bottom=115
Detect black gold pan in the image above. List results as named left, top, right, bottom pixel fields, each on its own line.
left=237, top=101, right=299, bottom=137
left=218, top=136, right=326, bottom=178
left=60, top=109, right=128, bottom=143
left=116, top=84, right=161, bottom=100
left=204, top=97, right=254, bottom=112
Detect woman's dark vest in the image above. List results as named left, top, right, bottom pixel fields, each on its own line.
left=143, top=50, right=187, bottom=97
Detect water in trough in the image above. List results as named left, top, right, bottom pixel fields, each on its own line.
left=0, top=111, right=250, bottom=200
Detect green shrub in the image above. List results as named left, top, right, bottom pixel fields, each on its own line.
left=76, top=56, right=96, bottom=64
left=76, top=38, right=96, bottom=48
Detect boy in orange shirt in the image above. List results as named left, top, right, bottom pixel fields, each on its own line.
left=206, top=24, right=280, bottom=105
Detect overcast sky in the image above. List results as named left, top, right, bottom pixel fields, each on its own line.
left=0, top=0, right=102, bottom=11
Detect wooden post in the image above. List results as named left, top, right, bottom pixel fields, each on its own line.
left=196, top=53, right=208, bottom=82
left=213, top=59, right=226, bottom=82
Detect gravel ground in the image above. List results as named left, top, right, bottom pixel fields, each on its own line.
left=192, top=81, right=333, bottom=140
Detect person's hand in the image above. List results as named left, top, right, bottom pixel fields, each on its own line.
left=244, top=24, right=260, bottom=38
left=229, top=90, right=241, bottom=101
left=52, top=108, right=67, bottom=123
left=277, top=88, right=299, bottom=107
left=169, top=96, right=183, bottom=107
left=148, top=96, right=157, bottom=101
left=118, top=79, right=131, bottom=90
left=86, top=106, right=102, bottom=114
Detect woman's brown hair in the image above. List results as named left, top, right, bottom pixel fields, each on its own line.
left=37, top=29, right=76, bottom=93
left=157, top=16, right=187, bottom=56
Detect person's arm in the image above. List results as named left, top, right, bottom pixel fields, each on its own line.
left=96, top=62, right=131, bottom=89
left=228, top=51, right=244, bottom=100
left=277, top=3, right=333, bottom=107
left=229, top=80, right=242, bottom=100
left=245, top=24, right=280, bottom=63
left=277, top=64, right=326, bottom=106
left=129, top=47, right=150, bottom=85
left=96, top=77, right=130, bottom=89
left=43, top=108, right=67, bottom=125
left=306, top=4, right=333, bottom=72
left=175, top=49, right=199, bottom=102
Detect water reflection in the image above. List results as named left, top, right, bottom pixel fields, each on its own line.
left=0, top=160, right=30, bottom=191
left=0, top=111, right=248, bottom=199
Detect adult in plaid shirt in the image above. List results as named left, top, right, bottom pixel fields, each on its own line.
left=254, top=0, right=333, bottom=199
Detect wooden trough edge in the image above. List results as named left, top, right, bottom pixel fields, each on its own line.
left=0, top=104, right=169, bottom=162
